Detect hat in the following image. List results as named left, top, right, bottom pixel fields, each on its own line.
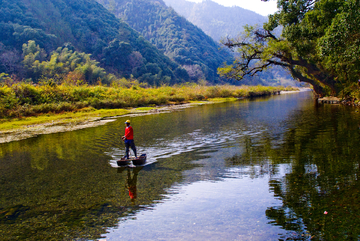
left=125, top=120, right=131, bottom=124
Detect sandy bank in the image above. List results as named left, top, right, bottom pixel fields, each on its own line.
left=280, top=87, right=312, bottom=94
left=0, top=103, right=199, bottom=144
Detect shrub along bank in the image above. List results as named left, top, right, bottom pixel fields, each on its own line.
left=0, top=82, right=295, bottom=120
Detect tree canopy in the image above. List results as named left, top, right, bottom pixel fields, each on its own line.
left=22, top=40, right=112, bottom=84
left=219, top=0, right=360, bottom=97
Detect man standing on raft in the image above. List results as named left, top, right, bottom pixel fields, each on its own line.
left=122, top=120, right=137, bottom=159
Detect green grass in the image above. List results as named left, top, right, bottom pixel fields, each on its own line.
left=0, top=108, right=132, bottom=131
left=0, top=82, right=298, bottom=131
left=133, top=107, right=158, bottom=111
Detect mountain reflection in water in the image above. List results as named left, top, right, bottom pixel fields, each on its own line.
left=1, top=91, right=360, bottom=240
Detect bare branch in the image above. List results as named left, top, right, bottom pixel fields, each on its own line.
left=254, top=29, right=278, bottom=41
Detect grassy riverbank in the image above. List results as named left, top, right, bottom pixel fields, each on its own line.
left=0, top=83, right=297, bottom=133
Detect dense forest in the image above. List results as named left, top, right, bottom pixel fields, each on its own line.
left=0, top=0, right=189, bottom=85
left=96, top=0, right=234, bottom=84
left=219, top=0, right=360, bottom=98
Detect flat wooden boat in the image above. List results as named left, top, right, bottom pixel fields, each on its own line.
left=117, top=154, right=147, bottom=166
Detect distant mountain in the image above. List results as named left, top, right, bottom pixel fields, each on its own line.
left=163, top=0, right=298, bottom=86
left=163, top=0, right=267, bottom=42
left=96, top=0, right=234, bottom=83
left=0, top=0, right=186, bottom=85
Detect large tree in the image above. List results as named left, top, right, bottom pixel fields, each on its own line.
left=218, top=0, right=360, bottom=97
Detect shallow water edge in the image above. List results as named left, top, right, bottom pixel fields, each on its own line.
left=0, top=90, right=306, bottom=144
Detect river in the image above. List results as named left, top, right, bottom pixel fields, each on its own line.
left=1, top=90, right=360, bottom=240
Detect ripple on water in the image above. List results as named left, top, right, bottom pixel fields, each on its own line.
left=106, top=128, right=265, bottom=168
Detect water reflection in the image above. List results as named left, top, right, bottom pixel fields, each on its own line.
left=117, top=167, right=143, bottom=204
left=230, top=103, right=360, bottom=240
left=2, top=91, right=360, bottom=240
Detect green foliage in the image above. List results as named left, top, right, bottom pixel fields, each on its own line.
left=0, top=78, right=290, bottom=119
left=22, top=41, right=110, bottom=84
left=102, top=39, right=133, bottom=75
left=0, top=73, right=15, bottom=85
left=272, top=0, right=360, bottom=94
left=0, top=84, right=19, bottom=117
left=218, top=26, right=295, bottom=84
left=0, top=0, right=186, bottom=85
left=318, top=0, right=360, bottom=85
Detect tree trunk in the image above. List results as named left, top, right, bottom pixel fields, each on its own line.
left=292, top=58, right=340, bottom=96
left=288, top=66, right=326, bottom=97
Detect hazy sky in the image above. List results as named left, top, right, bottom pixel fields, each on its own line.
left=186, top=0, right=278, bottom=16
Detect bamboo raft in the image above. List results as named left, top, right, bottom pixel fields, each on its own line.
left=117, top=154, right=147, bottom=166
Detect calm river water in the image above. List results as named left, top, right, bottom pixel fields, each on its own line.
left=1, top=91, right=360, bottom=240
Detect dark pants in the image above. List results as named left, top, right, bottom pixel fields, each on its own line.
left=125, top=139, right=137, bottom=159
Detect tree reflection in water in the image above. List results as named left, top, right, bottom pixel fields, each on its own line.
left=226, top=105, right=360, bottom=240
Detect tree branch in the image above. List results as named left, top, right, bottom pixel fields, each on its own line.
left=220, top=24, right=339, bottom=96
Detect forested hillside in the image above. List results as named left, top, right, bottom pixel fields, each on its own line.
left=0, top=0, right=187, bottom=85
left=96, top=0, right=234, bottom=84
left=163, top=0, right=267, bottom=42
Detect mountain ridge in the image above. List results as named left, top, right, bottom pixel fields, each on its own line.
left=96, top=0, right=234, bottom=83
left=0, top=0, right=186, bottom=85
left=163, top=0, right=267, bottom=42
left=163, top=0, right=298, bottom=86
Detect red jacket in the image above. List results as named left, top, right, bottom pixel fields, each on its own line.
left=128, top=186, right=137, bottom=200
left=124, top=126, right=134, bottom=140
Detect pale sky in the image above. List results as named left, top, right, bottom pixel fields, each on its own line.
left=187, top=0, right=278, bottom=16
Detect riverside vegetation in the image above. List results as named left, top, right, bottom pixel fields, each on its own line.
left=0, top=77, right=295, bottom=131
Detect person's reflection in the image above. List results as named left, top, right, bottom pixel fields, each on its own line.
left=125, top=167, right=143, bottom=204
